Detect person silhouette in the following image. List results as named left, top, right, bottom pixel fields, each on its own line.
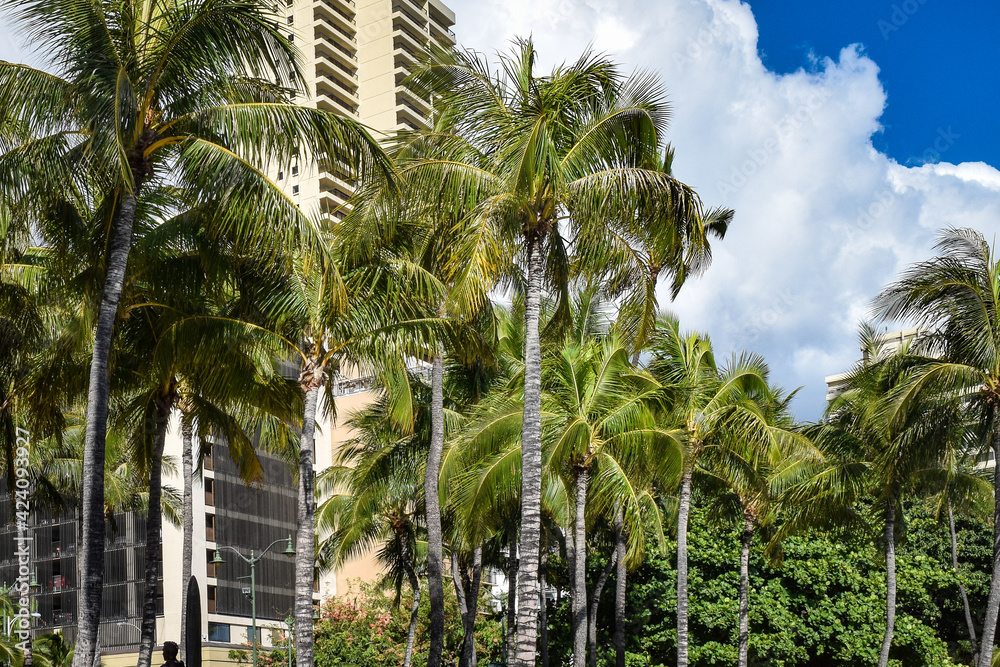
left=161, top=641, right=185, bottom=667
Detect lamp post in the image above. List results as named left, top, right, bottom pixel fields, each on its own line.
left=283, top=616, right=293, bottom=667
left=211, top=536, right=295, bottom=667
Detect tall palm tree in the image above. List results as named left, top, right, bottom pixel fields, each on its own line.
left=646, top=316, right=773, bottom=667
left=579, top=142, right=732, bottom=667
left=698, top=384, right=812, bottom=667
left=407, top=40, right=705, bottom=663
left=338, top=164, right=494, bottom=667
left=544, top=336, right=678, bottom=667
left=315, top=390, right=429, bottom=667
left=255, top=242, right=446, bottom=667
left=0, top=2, right=390, bottom=662
left=916, top=429, right=993, bottom=665
left=872, top=227, right=1000, bottom=667
left=796, top=324, right=963, bottom=667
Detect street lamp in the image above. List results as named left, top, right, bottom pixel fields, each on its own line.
left=283, top=616, right=293, bottom=667
left=211, top=536, right=295, bottom=667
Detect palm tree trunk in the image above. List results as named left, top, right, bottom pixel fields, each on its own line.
left=677, top=467, right=693, bottom=667
left=507, top=528, right=518, bottom=666
left=453, top=556, right=470, bottom=667
left=614, top=509, right=626, bottom=667
left=74, top=184, right=143, bottom=667
left=179, top=413, right=194, bottom=664
left=137, top=394, right=172, bottom=667
left=572, top=470, right=588, bottom=667
left=400, top=531, right=421, bottom=667
left=587, top=553, right=615, bottom=667
left=737, top=515, right=753, bottom=667
left=470, top=547, right=483, bottom=667
left=878, top=499, right=896, bottom=667
left=454, top=548, right=482, bottom=667
left=949, top=503, right=979, bottom=664
left=427, top=352, right=446, bottom=667
left=295, top=362, right=322, bottom=667
left=539, top=545, right=549, bottom=667
left=514, top=236, right=546, bottom=667
left=978, top=437, right=1000, bottom=667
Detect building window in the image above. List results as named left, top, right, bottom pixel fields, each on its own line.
left=207, top=585, right=218, bottom=614
left=286, top=15, right=293, bottom=24
left=292, top=185, right=299, bottom=195
left=277, top=170, right=284, bottom=180
left=208, top=622, right=229, bottom=643
left=205, top=514, right=215, bottom=542
left=287, top=33, right=294, bottom=43
left=291, top=165, right=298, bottom=176
left=206, top=548, right=217, bottom=578
left=205, top=479, right=214, bottom=506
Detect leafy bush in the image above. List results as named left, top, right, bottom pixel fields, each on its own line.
left=313, top=581, right=501, bottom=667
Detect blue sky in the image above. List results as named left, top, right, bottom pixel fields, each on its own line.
left=749, top=0, right=1000, bottom=168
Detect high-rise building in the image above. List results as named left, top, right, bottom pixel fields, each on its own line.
left=2, top=2, right=456, bottom=665
left=824, top=327, right=919, bottom=402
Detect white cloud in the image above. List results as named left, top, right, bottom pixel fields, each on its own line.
left=451, top=0, right=1000, bottom=418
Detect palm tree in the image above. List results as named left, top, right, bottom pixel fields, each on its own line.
left=30, top=634, right=73, bottom=667
left=872, top=227, right=1000, bottom=667
left=646, top=316, right=773, bottom=667
left=315, top=389, right=430, bottom=667
left=0, top=2, right=390, bottom=661
left=698, top=383, right=810, bottom=667
left=339, top=165, right=494, bottom=667
left=918, top=435, right=993, bottom=665
left=591, top=144, right=732, bottom=362
left=110, top=313, right=300, bottom=667
left=255, top=242, right=446, bottom=667
left=544, top=335, right=678, bottom=667
left=406, top=40, right=706, bottom=663
left=795, top=324, right=968, bottom=667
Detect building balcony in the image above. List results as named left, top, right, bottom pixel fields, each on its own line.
left=397, top=85, right=431, bottom=113
left=315, top=78, right=359, bottom=116
left=396, top=100, right=427, bottom=128
left=428, top=19, right=454, bottom=45
left=314, top=15, right=357, bottom=53
left=315, top=60, right=358, bottom=92
left=396, top=0, right=425, bottom=18
left=392, top=6, right=426, bottom=35
left=393, top=46, right=419, bottom=70
left=393, top=23, right=426, bottom=54
left=318, top=171, right=357, bottom=194
left=313, top=0, right=355, bottom=35
left=316, top=49, right=358, bottom=82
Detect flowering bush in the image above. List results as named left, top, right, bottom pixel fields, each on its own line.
left=314, top=581, right=501, bottom=667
